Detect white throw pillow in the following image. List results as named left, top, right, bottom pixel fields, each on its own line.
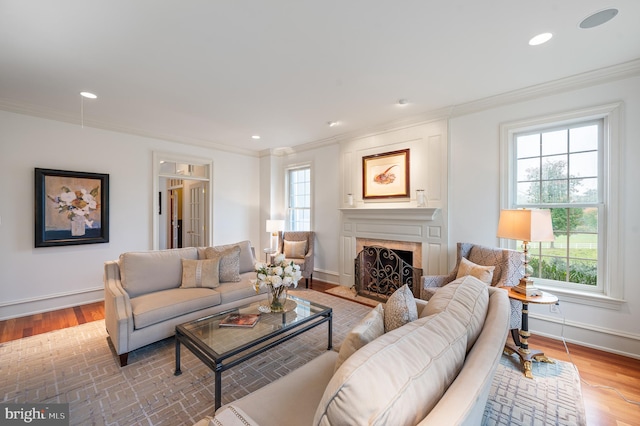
left=383, top=284, right=418, bottom=332
left=334, top=304, right=384, bottom=372
left=456, top=257, right=495, bottom=285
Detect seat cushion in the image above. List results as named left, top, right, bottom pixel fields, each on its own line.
left=130, top=288, right=221, bottom=329
left=423, top=275, right=489, bottom=351
left=315, top=310, right=468, bottom=426
left=217, top=272, right=266, bottom=304
left=120, top=248, right=198, bottom=298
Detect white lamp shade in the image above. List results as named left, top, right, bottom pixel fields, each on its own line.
left=496, top=209, right=554, bottom=242
left=266, top=219, right=285, bottom=234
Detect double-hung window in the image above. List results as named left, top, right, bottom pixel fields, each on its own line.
left=501, top=103, right=622, bottom=302
left=286, top=165, right=311, bottom=231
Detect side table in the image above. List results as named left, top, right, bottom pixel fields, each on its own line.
left=504, top=287, right=559, bottom=379
left=263, top=248, right=276, bottom=263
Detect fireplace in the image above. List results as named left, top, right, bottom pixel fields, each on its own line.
left=354, top=245, right=423, bottom=301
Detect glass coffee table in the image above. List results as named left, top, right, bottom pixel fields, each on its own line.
left=174, top=294, right=332, bottom=410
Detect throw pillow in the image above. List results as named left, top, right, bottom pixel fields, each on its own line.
left=383, top=284, right=418, bottom=332
left=456, top=257, right=495, bottom=285
left=180, top=258, right=220, bottom=289
left=206, top=245, right=241, bottom=282
left=334, top=304, right=385, bottom=372
left=284, top=240, right=307, bottom=259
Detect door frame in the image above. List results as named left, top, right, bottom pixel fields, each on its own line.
left=152, top=151, right=213, bottom=250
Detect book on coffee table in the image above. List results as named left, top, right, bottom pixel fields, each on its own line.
left=219, top=313, right=260, bottom=328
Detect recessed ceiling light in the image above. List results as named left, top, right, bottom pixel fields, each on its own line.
left=579, top=8, right=618, bottom=29
left=251, top=135, right=261, bottom=140
left=80, top=91, right=97, bottom=99
left=328, top=121, right=339, bottom=127
left=397, top=99, right=409, bottom=106
left=529, top=33, right=553, bottom=46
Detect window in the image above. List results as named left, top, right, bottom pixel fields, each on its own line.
left=501, top=103, right=623, bottom=303
left=286, top=166, right=311, bottom=231
left=514, top=121, right=602, bottom=290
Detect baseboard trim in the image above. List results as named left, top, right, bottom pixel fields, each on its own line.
left=312, top=269, right=340, bottom=286
left=0, top=287, right=104, bottom=320
left=529, top=313, right=640, bottom=360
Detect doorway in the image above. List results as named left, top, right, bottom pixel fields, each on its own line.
left=153, top=152, right=213, bottom=250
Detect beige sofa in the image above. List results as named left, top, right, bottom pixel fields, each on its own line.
left=104, top=240, right=266, bottom=366
left=195, top=276, right=510, bottom=426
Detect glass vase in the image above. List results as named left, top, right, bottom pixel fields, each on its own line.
left=268, top=286, right=288, bottom=312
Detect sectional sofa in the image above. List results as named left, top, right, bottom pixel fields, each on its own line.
left=195, top=275, right=511, bottom=426
left=103, top=240, right=265, bottom=366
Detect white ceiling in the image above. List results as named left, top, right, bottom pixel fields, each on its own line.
left=1, top=1, right=639, bottom=153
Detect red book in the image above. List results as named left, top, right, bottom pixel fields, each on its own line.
left=219, top=313, right=260, bottom=328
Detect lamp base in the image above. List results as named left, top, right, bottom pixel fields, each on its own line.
left=512, top=277, right=542, bottom=297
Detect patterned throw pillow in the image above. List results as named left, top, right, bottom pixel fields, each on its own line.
left=180, top=258, right=220, bottom=289
left=205, top=245, right=241, bottom=282
left=334, top=304, right=385, bottom=372
left=284, top=240, right=307, bottom=259
left=456, top=257, right=495, bottom=285
left=384, top=284, right=418, bottom=332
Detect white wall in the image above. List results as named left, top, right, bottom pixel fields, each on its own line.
left=448, top=75, right=640, bottom=358
left=0, top=110, right=260, bottom=319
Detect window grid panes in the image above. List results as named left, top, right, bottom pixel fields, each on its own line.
left=287, top=167, right=311, bottom=231
left=513, top=119, right=602, bottom=288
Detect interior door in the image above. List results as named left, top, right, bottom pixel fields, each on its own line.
left=187, top=182, right=205, bottom=247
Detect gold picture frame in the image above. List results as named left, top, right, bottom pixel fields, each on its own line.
left=362, top=149, right=410, bottom=199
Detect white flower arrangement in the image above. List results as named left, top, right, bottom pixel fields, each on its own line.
left=253, top=254, right=302, bottom=292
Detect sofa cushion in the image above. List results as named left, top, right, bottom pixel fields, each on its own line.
left=130, top=288, right=221, bottom=329
left=206, top=245, right=242, bottom=282
left=315, top=310, right=468, bottom=426
left=284, top=240, right=307, bottom=259
left=334, top=303, right=384, bottom=372
left=217, top=272, right=267, bottom=304
left=456, top=257, right=495, bottom=284
left=203, top=240, right=255, bottom=274
left=384, top=284, right=418, bottom=332
left=423, top=275, right=489, bottom=351
left=120, top=248, right=198, bottom=298
left=181, top=258, right=220, bottom=289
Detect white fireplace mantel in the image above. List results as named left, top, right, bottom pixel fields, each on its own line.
left=339, top=207, right=439, bottom=221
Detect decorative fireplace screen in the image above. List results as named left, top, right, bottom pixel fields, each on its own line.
left=354, top=245, right=423, bottom=302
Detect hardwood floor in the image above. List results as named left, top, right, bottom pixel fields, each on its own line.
left=1, top=281, right=638, bottom=425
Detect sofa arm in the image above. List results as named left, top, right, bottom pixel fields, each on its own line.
left=104, top=260, right=133, bottom=356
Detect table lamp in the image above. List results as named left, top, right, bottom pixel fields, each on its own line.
left=497, top=209, right=554, bottom=297
left=266, top=220, right=285, bottom=252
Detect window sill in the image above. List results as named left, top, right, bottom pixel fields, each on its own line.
left=536, top=285, right=626, bottom=310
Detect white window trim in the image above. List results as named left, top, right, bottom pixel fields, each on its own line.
left=499, top=102, right=625, bottom=309
left=284, top=162, right=313, bottom=231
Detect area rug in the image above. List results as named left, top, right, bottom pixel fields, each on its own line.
left=1, top=289, right=586, bottom=426
left=324, top=285, right=380, bottom=307
left=483, top=354, right=587, bottom=426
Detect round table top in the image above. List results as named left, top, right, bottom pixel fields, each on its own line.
left=507, top=287, right=558, bottom=304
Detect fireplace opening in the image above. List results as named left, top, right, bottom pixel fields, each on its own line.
left=354, top=245, right=422, bottom=302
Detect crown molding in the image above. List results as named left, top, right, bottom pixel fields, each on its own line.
left=0, top=98, right=259, bottom=157
left=450, top=58, right=640, bottom=118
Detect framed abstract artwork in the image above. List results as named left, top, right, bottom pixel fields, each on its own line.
left=35, top=168, right=110, bottom=247
left=362, top=149, right=410, bottom=199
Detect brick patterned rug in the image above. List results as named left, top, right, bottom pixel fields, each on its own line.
left=1, top=288, right=585, bottom=425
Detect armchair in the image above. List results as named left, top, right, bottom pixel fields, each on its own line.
left=277, top=231, right=315, bottom=288
left=421, top=242, right=524, bottom=331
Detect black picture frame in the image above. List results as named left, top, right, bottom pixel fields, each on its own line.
left=35, top=168, right=110, bottom=247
